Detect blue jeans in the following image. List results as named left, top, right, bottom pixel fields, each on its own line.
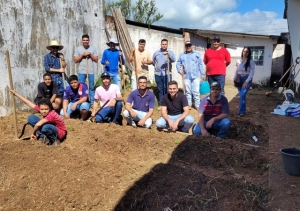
left=95, top=101, right=123, bottom=123
left=156, top=114, right=194, bottom=132
left=184, top=78, right=200, bottom=108
left=78, top=73, right=95, bottom=104
left=27, top=114, right=58, bottom=141
left=107, top=72, right=122, bottom=93
left=123, top=109, right=152, bottom=128
left=61, top=102, right=90, bottom=116
left=192, top=118, right=231, bottom=138
left=237, top=76, right=252, bottom=115
left=208, top=75, right=225, bottom=94
left=155, top=74, right=172, bottom=105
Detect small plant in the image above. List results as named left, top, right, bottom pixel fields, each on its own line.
left=69, top=126, right=75, bottom=131
left=174, top=139, right=180, bottom=144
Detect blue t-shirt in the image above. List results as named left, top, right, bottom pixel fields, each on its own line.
left=126, top=89, right=155, bottom=112
left=63, top=83, right=89, bottom=103
left=199, top=94, right=229, bottom=121
left=101, top=48, right=125, bottom=74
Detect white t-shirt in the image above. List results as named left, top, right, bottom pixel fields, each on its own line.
left=75, top=46, right=98, bottom=74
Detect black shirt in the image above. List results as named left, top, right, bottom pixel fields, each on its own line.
left=160, top=92, right=189, bottom=115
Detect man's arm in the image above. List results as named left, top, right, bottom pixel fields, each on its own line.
left=32, top=118, right=48, bottom=137
left=168, top=50, right=176, bottom=63
left=62, top=99, right=69, bottom=116
left=175, top=106, right=190, bottom=123
left=74, top=54, right=85, bottom=63
left=50, top=94, right=57, bottom=104
left=128, top=47, right=135, bottom=62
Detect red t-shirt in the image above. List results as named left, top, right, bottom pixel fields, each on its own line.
left=203, top=48, right=231, bottom=76
left=34, top=105, right=67, bottom=140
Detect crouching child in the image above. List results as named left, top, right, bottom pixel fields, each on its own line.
left=62, top=75, right=91, bottom=120
left=10, top=90, right=67, bottom=146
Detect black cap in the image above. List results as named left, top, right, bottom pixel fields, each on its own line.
left=213, top=36, right=220, bottom=41
left=210, top=81, right=221, bottom=89
left=101, top=72, right=110, bottom=78
left=185, top=41, right=192, bottom=45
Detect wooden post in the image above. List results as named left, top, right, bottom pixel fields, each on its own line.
left=60, top=58, right=66, bottom=89
left=6, top=50, right=18, bottom=139
left=167, top=55, right=170, bottom=83
left=133, top=50, right=138, bottom=89
left=85, top=57, right=90, bottom=99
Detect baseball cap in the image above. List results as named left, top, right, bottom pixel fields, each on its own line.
left=101, top=72, right=110, bottom=78
left=213, top=36, right=220, bottom=41
left=210, top=81, right=221, bottom=89
left=185, top=41, right=192, bottom=45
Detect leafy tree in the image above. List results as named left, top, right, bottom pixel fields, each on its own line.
left=132, top=0, right=163, bottom=24
left=104, top=0, right=131, bottom=19
left=104, top=0, right=163, bottom=25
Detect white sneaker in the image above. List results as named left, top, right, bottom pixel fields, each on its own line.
left=131, top=120, right=137, bottom=127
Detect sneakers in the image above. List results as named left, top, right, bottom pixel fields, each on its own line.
left=52, top=139, right=61, bottom=146
left=131, top=120, right=137, bottom=127
left=38, top=136, right=50, bottom=145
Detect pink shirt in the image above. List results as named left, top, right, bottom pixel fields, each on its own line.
left=94, top=84, right=121, bottom=107
left=34, top=105, right=67, bottom=140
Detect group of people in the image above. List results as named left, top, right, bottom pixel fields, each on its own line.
left=10, top=34, right=255, bottom=145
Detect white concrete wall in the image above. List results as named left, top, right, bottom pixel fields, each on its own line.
left=272, top=44, right=285, bottom=76
left=286, top=0, right=300, bottom=97
left=0, top=0, right=106, bottom=117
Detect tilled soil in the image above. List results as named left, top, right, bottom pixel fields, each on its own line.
left=0, top=87, right=284, bottom=211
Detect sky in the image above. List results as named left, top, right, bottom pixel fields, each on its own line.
left=121, top=0, right=288, bottom=36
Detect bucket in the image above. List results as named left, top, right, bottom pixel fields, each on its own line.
left=280, top=147, right=300, bottom=176
left=200, top=81, right=210, bottom=95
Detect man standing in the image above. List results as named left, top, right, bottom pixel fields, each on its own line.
left=123, top=76, right=155, bottom=128
left=176, top=41, right=205, bottom=109
left=153, top=39, right=176, bottom=110
left=101, top=38, right=125, bottom=92
left=192, top=81, right=231, bottom=138
left=203, top=36, right=231, bottom=93
left=91, top=72, right=123, bottom=124
left=44, top=40, right=67, bottom=97
left=62, top=75, right=90, bottom=121
left=128, top=39, right=152, bottom=90
left=156, top=81, right=194, bottom=133
left=74, top=34, right=98, bottom=105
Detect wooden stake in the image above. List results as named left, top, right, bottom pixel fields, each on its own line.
left=133, top=50, right=138, bottom=89
left=6, top=50, right=18, bottom=139
left=167, top=55, right=170, bottom=83
left=85, top=57, right=90, bottom=99
left=182, top=65, right=186, bottom=94
left=60, top=58, right=66, bottom=89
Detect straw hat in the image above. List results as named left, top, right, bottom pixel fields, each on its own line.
left=46, top=40, right=64, bottom=50
left=106, top=38, right=119, bottom=46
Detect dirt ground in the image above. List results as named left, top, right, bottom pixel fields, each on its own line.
left=0, top=85, right=296, bottom=211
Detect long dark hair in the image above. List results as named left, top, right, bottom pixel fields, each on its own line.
left=241, top=47, right=252, bottom=71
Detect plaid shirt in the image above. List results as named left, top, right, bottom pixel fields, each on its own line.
left=44, top=53, right=63, bottom=95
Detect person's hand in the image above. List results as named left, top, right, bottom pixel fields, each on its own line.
left=172, top=120, right=179, bottom=131
left=52, top=102, right=58, bottom=110
left=30, top=134, right=37, bottom=140
left=119, top=51, right=123, bottom=56
left=180, top=71, right=184, bottom=76
left=91, top=112, right=95, bottom=117
left=201, top=128, right=210, bottom=136
left=163, top=51, right=168, bottom=55
left=130, top=110, right=137, bottom=118
left=83, top=52, right=91, bottom=57
left=131, top=47, right=135, bottom=52
left=206, top=118, right=215, bottom=129
left=108, top=99, right=116, bottom=107
left=59, top=68, right=65, bottom=73
left=242, top=82, right=248, bottom=88
left=138, top=119, right=146, bottom=127
left=105, top=60, right=109, bottom=65
left=64, top=113, right=70, bottom=119
left=200, top=76, right=205, bottom=81
left=71, top=103, right=77, bottom=111
left=10, top=90, right=17, bottom=95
